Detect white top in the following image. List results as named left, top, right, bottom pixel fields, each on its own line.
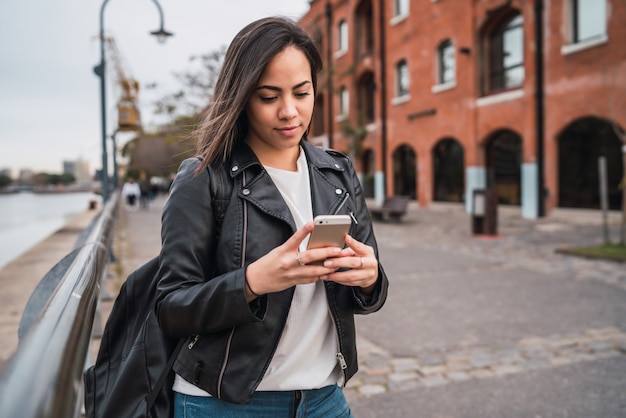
left=121, top=181, right=141, bottom=197
left=173, top=147, right=340, bottom=396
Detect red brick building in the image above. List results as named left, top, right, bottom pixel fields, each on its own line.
left=300, top=0, right=625, bottom=218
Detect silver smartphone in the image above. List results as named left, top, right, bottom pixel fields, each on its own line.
left=306, top=214, right=352, bottom=253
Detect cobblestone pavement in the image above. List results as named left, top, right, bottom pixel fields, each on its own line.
left=343, top=203, right=626, bottom=408
left=345, top=327, right=626, bottom=402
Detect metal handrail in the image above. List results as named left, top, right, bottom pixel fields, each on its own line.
left=0, top=192, right=119, bottom=418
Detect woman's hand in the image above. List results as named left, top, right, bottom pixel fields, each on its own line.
left=244, top=222, right=343, bottom=300
left=320, top=235, right=379, bottom=294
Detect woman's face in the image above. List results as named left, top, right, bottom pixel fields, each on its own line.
left=245, top=46, right=314, bottom=164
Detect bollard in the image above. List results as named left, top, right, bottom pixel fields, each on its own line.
left=471, top=188, right=498, bottom=235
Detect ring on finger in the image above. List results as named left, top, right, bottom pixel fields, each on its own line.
left=359, top=257, right=364, bottom=269
left=296, top=252, right=305, bottom=266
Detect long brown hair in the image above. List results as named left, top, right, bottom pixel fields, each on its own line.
left=193, top=16, right=322, bottom=173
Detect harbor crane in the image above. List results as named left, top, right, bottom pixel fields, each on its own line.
left=103, top=36, right=142, bottom=132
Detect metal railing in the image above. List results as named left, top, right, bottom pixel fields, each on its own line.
left=0, top=192, right=119, bottom=418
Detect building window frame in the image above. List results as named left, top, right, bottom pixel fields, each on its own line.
left=336, top=19, right=348, bottom=57
left=337, top=86, right=349, bottom=120
left=391, top=0, right=410, bottom=24
left=562, top=0, right=608, bottom=55
left=484, top=13, right=524, bottom=94
left=395, top=59, right=410, bottom=99
left=437, top=39, right=456, bottom=85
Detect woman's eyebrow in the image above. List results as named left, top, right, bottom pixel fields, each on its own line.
left=255, top=80, right=311, bottom=92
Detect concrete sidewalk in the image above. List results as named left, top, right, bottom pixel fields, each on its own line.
left=2, top=194, right=625, bottom=417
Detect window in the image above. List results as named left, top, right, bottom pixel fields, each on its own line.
left=356, top=0, right=374, bottom=57
left=395, top=60, right=410, bottom=98
left=337, top=20, right=348, bottom=53
left=339, top=86, right=349, bottom=118
left=438, top=40, right=455, bottom=84
left=358, top=72, right=376, bottom=124
left=313, top=95, right=325, bottom=136
left=487, top=13, right=524, bottom=93
left=571, top=0, right=606, bottom=43
left=394, top=0, right=409, bottom=18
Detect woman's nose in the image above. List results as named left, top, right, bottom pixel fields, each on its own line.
left=278, top=98, right=297, bottom=120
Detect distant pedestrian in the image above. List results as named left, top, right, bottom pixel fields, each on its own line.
left=155, top=16, right=388, bottom=418
left=139, top=178, right=151, bottom=210
left=121, top=177, right=141, bottom=209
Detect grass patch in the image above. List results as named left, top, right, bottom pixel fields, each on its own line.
left=556, top=243, right=626, bottom=263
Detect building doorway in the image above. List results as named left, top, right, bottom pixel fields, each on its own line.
left=392, top=144, right=417, bottom=199
left=432, top=138, right=465, bottom=202
left=558, top=117, right=623, bottom=210
left=486, top=130, right=522, bottom=205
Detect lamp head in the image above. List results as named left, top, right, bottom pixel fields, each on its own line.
left=150, top=28, right=173, bottom=43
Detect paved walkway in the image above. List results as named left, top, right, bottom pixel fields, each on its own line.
left=107, top=196, right=626, bottom=417
left=2, top=194, right=625, bottom=417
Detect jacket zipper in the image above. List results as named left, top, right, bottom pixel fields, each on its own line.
left=326, top=298, right=349, bottom=386
left=330, top=191, right=353, bottom=383
left=333, top=192, right=358, bottom=226
left=333, top=192, right=350, bottom=215
left=217, top=171, right=248, bottom=398
left=188, top=335, right=199, bottom=349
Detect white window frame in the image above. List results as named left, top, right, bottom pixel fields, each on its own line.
left=561, top=0, right=608, bottom=55
left=336, top=20, right=348, bottom=56
left=394, top=60, right=410, bottom=100
left=337, top=86, right=349, bottom=120
left=390, top=0, right=409, bottom=25
left=437, top=39, right=456, bottom=85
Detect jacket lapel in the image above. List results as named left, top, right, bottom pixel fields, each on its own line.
left=228, top=140, right=349, bottom=229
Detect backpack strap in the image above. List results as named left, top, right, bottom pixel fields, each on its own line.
left=146, top=159, right=232, bottom=413
left=146, top=339, right=185, bottom=413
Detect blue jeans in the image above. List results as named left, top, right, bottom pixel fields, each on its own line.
left=173, top=385, right=354, bottom=418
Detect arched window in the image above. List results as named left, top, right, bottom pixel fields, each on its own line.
left=395, top=59, right=409, bottom=98
left=437, top=40, right=455, bottom=85
left=358, top=72, right=375, bottom=123
left=312, top=94, right=325, bottom=136
left=355, top=0, right=374, bottom=57
left=486, top=13, right=524, bottom=93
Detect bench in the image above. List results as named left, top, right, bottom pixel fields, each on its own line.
left=369, top=195, right=410, bottom=222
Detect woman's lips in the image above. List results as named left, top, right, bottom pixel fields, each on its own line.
left=277, top=125, right=300, bottom=136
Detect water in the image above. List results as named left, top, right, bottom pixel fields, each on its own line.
left=0, top=192, right=98, bottom=269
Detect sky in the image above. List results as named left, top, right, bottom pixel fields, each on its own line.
left=0, top=0, right=311, bottom=177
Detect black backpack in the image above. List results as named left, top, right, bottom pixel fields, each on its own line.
left=83, top=257, right=181, bottom=418
left=84, top=160, right=232, bottom=418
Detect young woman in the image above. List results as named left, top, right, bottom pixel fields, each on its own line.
left=155, top=16, right=388, bottom=417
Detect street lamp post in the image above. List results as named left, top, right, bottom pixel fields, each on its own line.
left=94, top=0, right=172, bottom=202
left=110, top=131, right=119, bottom=190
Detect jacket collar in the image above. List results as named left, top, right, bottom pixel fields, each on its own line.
left=227, top=139, right=345, bottom=179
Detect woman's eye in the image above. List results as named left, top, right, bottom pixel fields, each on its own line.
left=260, top=96, right=277, bottom=103
left=295, top=92, right=311, bottom=98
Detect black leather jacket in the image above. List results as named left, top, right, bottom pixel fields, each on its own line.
left=155, top=140, right=388, bottom=404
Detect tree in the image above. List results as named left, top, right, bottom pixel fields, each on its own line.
left=340, top=114, right=368, bottom=162
left=152, top=46, right=226, bottom=122
left=122, top=119, right=196, bottom=179
left=0, top=174, right=11, bottom=188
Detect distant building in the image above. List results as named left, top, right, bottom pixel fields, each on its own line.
left=63, top=159, right=92, bottom=185
left=18, top=169, right=34, bottom=184
left=300, top=0, right=625, bottom=218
